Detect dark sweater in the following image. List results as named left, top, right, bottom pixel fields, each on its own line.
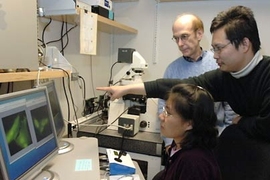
left=144, top=56, right=270, bottom=142
left=153, top=147, right=221, bottom=180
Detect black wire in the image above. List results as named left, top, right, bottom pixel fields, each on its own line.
left=67, top=78, right=79, bottom=133
left=61, top=22, right=69, bottom=54
left=38, top=38, right=45, bottom=45
left=79, top=75, right=86, bottom=116
left=7, top=82, right=13, bottom=93
left=39, top=18, right=81, bottom=136
left=52, top=67, right=79, bottom=134
left=119, top=130, right=128, bottom=155
left=89, top=56, right=96, bottom=98
left=61, top=76, right=71, bottom=137
left=60, top=21, right=64, bottom=56
left=40, top=18, right=77, bottom=46
left=108, top=61, right=119, bottom=86
left=42, top=18, right=52, bottom=46
left=46, top=24, right=77, bottom=45
left=95, top=106, right=132, bottom=135
left=39, top=61, right=47, bottom=67
left=50, top=67, right=72, bottom=137
left=64, top=70, right=79, bottom=135
left=113, top=80, right=121, bottom=85
left=7, top=82, right=10, bottom=93
left=94, top=92, right=106, bottom=114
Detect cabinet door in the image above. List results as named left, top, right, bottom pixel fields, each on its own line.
left=0, top=0, right=38, bottom=70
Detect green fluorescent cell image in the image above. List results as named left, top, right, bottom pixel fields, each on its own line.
left=3, top=111, right=32, bottom=156
left=31, top=105, right=52, bottom=142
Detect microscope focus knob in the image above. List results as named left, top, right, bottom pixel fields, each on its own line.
left=140, top=120, right=147, bottom=128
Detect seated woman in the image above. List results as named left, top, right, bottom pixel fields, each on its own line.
left=153, top=84, right=221, bottom=180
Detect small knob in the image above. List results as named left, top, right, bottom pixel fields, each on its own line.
left=140, top=120, right=147, bottom=128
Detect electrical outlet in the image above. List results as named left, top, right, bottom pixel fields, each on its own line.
left=71, top=72, right=79, bottom=81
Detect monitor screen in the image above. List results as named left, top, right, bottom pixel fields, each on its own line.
left=0, top=87, right=59, bottom=180
left=38, top=80, right=73, bottom=154
left=40, top=81, right=65, bottom=138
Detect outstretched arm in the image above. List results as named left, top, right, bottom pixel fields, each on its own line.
left=96, top=83, right=146, bottom=101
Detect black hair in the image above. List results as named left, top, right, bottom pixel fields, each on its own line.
left=167, top=84, right=218, bottom=150
left=210, top=5, right=261, bottom=53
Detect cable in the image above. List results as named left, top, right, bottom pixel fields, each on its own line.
left=60, top=21, right=64, bottom=56
left=40, top=18, right=77, bottom=55
left=54, top=68, right=79, bottom=134
left=108, top=61, right=119, bottom=86
left=95, top=106, right=132, bottom=135
left=89, top=55, right=96, bottom=98
left=39, top=18, right=79, bottom=137
left=66, top=80, right=79, bottom=132
left=50, top=67, right=72, bottom=137
left=67, top=121, right=132, bottom=131
left=119, top=129, right=128, bottom=158
left=46, top=24, right=77, bottom=45
left=7, top=82, right=13, bottom=93
left=62, top=76, right=71, bottom=137
left=38, top=44, right=47, bottom=67
left=60, top=22, right=70, bottom=54
left=36, top=67, right=46, bottom=87
left=79, top=75, right=86, bottom=116
left=41, top=18, right=52, bottom=46
left=120, top=129, right=127, bottom=149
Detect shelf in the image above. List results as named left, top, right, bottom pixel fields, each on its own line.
left=48, top=12, right=137, bottom=34
left=0, top=70, right=69, bottom=83
left=97, top=15, right=137, bottom=34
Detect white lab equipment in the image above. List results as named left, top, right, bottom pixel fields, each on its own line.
left=107, top=49, right=160, bottom=133
left=42, top=46, right=73, bottom=72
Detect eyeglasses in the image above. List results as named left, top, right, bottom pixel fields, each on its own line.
left=162, top=106, right=172, bottom=118
left=172, top=34, right=190, bottom=43
left=210, top=42, right=231, bottom=54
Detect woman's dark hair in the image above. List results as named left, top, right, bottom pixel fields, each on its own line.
left=210, top=5, right=261, bottom=53
left=167, top=84, right=218, bottom=150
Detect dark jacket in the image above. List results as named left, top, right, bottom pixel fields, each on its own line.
left=153, top=146, right=221, bottom=180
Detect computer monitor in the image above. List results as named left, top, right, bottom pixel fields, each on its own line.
left=0, top=87, right=59, bottom=180
left=39, top=80, right=73, bottom=154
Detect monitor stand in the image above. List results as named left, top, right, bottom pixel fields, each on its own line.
left=58, top=140, right=74, bottom=155
left=33, top=170, right=60, bottom=180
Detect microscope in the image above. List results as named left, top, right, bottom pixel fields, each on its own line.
left=107, top=48, right=160, bottom=136
left=107, top=48, right=147, bottom=136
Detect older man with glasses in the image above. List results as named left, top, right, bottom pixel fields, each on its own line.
left=158, top=13, right=236, bottom=155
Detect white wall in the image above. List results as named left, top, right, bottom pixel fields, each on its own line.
left=42, top=0, right=270, bottom=124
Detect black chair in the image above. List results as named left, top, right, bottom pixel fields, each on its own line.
left=215, top=125, right=270, bottom=180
